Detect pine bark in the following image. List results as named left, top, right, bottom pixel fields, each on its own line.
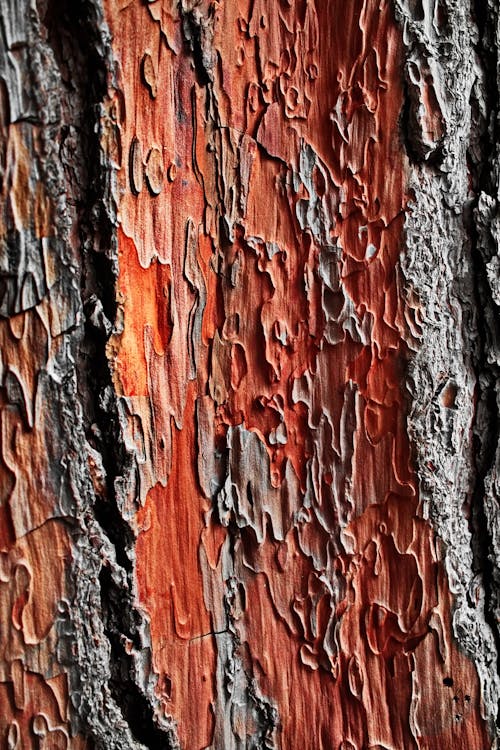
left=1, top=0, right=499, bottom=748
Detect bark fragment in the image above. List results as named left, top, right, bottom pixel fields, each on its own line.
left=2, top=0, right=500, bottom=748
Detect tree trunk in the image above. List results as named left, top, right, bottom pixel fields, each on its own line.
left=1, top=0, right=499, bottom=748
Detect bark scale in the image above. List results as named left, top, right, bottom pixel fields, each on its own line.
left=0, top=0, right=499, bottom=748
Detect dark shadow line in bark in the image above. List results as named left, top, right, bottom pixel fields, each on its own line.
left=40, top=0, right=177, bottom=746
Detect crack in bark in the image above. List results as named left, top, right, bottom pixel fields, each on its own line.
left=223, top=523, right=279, bottom=749
left=99, top=568, right=175, bottom=750
left=400, top=73, right=445, bottom=167
left=180, top=2, right=214, bottom=86
left=468, top=0, right=500, bottom=721
left=41, top=1, right=176, bottom=747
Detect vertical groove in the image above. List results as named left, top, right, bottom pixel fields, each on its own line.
left=41, top=1, right=176, bottom=746
left=469, top=0, right=500, bottom=716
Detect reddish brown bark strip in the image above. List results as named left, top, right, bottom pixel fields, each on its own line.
left=102, top=0, right=491, bottom=748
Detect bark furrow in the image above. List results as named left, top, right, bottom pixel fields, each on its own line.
left=1, top=1, right=500, bottom=749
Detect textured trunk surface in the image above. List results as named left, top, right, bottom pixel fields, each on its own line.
left=1, top=0, right=500, bottom=748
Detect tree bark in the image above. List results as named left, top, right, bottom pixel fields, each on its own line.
left=1, top=0, right=499, bottom=748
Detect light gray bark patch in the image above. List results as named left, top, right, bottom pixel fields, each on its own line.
left=396, top=0, right=500, bottom=738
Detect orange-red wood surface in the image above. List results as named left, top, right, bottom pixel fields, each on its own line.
left=102, top=1, right=491, bottom=747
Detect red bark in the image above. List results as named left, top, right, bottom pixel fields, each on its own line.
left=102, top=0, right=490, bottom=747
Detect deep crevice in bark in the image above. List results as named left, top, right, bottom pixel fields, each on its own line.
left=468, top=0, right=500, bottom=719
left=41, top=1, right=175, bottom=746
left=224, top=522, right=279, bottom=748
left=99, top=567, right=173, bottom=750
left=180, top=4, right=213, bottom=86
left=400, top=73, right=445, bottom=168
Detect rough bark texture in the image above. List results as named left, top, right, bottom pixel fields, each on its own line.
left=1, top=0, right=500, bottom=748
